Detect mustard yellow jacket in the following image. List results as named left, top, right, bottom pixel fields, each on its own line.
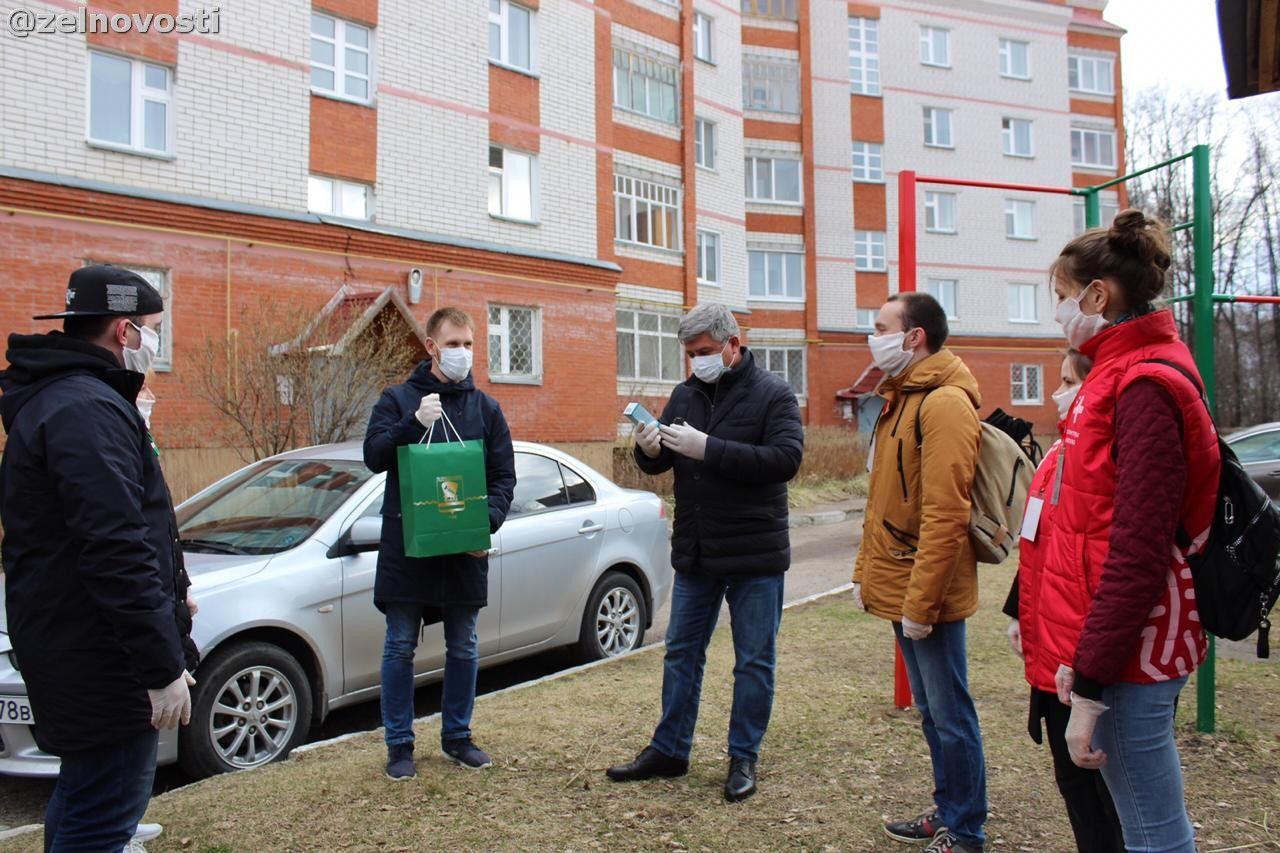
left=853, top=349, right=982, bottom=624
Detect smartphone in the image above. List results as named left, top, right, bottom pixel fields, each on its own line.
left=623, top=402, right=659, bottom=428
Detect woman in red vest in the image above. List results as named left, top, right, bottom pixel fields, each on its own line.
left=1036, top=210, right=1220, bottom=852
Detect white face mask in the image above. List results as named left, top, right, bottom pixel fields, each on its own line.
left=691, top=344, right=729, bottom=384
left=136, top=395, right=155, bottom=428
left=436, top=346, right=473, bottom=382
left=1054, top=286, right=1110, bottom=349
left=124, top=323, right=160, bottom=375
left=1052, top=385, right=1080, bottom=420
left=867, top=331, right=914, bottom=377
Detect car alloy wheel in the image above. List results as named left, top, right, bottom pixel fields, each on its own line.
left=596, top=586, right=640, bottom=657
left=208, top=663, right=300, bottom=770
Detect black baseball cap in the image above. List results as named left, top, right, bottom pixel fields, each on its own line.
left=33, top=265, right=164, bottom=320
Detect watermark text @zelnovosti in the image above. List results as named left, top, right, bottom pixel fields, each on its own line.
left=7, top=7, right=221, bottom=38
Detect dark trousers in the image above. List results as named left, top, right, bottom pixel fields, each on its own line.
left=44, top=727, right=158, bottom=853
left=1033, top=689, right=1125, bottom=853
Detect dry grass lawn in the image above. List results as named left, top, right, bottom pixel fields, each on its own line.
left=7, top=563, right=1278, bottom=852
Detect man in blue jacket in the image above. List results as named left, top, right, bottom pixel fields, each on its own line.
left=606, top=303, right=804, bottom=802
left=1, top=266, right=195, bottom=851
left=363, top=307, right=516, bottom=780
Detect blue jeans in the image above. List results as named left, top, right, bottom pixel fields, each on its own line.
left=43, top=728, right=158, bottom=853
left=1094, top=676, right=1195, bottom=852
left=894, top=620, right=988, bottom=848
left=650, top=571, right=785, bottom=763
left=381, top=604, right=480, bottom=747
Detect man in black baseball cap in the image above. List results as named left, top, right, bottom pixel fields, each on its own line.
left=1, top=264, right=196, bottom=850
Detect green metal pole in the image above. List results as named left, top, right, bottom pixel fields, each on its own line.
left=1191, top=142, right=1216, bottom=734
left=1084, top=188, right=1101, bottom=229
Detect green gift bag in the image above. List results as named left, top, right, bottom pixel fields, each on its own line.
left=396, top=411, right=492, bottom=558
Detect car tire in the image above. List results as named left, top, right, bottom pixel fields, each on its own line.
left=576, top=570, right=647, bottom=662
left=179, top=641, right=313, bottom=779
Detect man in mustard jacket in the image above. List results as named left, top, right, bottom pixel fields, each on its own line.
left=853, top=293, right=987, bottom=853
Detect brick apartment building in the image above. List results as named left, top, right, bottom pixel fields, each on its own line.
left=0, top=0, right=1127, bottom=484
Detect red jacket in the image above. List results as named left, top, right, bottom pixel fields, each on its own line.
left=1036, top=311, right=1220, bottom=688
left=1017, top=436, right=1067, bottom=693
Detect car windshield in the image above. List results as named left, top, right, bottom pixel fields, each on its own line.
left=176, top=458, right=371, bottom=555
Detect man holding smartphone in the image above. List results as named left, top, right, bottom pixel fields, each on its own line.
left=606, top=303, right=804, bottom=803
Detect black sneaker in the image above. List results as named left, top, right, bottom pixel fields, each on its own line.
left=884, top=809, right=945, bottom=844
left=924, top=830, right=983, bottom=853
left=441, top=738, right=493, bottom=769
left=385, top=743, right=416, bottom=780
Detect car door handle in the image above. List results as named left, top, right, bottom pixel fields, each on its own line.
left=487, top=547, right=500, bottom=557
left=578, top=522, right=605, bottom=535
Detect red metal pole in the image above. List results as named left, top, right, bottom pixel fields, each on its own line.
left=898, top=170, right=917, bottom=293
left=914, top=175, right=1077, bottom=195
left=1231, top=295, right=1280, bottom=304
left=894, top=643, right=913, bottom=709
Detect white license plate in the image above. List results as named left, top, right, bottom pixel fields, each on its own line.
left=0, top=695, right=34, bottom=725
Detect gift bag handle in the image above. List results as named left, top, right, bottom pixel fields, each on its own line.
left=419, top=407, right=463, bottom=446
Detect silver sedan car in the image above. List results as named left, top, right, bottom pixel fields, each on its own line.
left=0, top=440, right=671, bottom=779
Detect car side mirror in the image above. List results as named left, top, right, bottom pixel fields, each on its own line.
left=348, top=516, right=382, bottom=550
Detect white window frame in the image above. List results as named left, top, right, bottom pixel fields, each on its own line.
left=1002, top=117, right=1034, bottom=158
left=695, top=118, right=717, bottom=170
left=1072, top=196, right=1120, bottom=234
left=489, top=0, right=536, bottom=73
left=1068, top=53, right=1115, bottom=96
left=923, top=107, right=953, bottom=148
left=1004, top=198, right=1036, bottom=240
left=854, top=230, right=887, bottom=272
left=999, top=38, right=1031, bottom=79
left=757, top=346, right=806, bottom=395
left=924, top=191, right=957, bottom=234
left=614, top=47, right=679, bottom=123
left=86, top=51, right=173, bottom=157
left=310, top=13, right=374, bottom=104
left=924, top=278, right=958, bottom=321
left=742, top=56, right=801, bottom=114
left=852, top=142, right=884, bottom=183
left=308, top=175, right=373, bottom=220
left=1007, top=283, right=1039, bottom=323
left=617, top=309, right=683, bottom=382
left=696, top=230, right=722, bottom=286
left=487, top=304, right=541, bottom=383
left=694, top=12, right=714, bottom=63
left=848, top=17, right=881, bottom=96
left=1071, top=127, right=1117, bottom=169
left=855, top=308, right=878, bottom=329
left=488, top=146, right=538, bottom=223
left=615, top=174, right=682, bottom=251
left=1011, top=364, right=1043, bottom=405
left=919, top=27, right=951, bottom=68
left=745, top=156, right=802, bottom=204
left=748, top=250, right=805, bottom=301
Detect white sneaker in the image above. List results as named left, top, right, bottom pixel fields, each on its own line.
left=122, top=841, right=147, bottom=853
left=132, top=824, right=163, bottom=843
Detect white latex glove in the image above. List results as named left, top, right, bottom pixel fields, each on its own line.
left=851, top=582, right=865, bottom=611
left=1007, top=619, right=1023, bottom=659
left=415, top=393, right=442, bottom=428
left=148, top=671, right=196, bottom=730
left=1055, top=664, right=1075, bottom=705
left=1065, top=694, right=1109, bottom=769
left=901, top=615, right=932, bottom=641
left=186, top=594, right=199, bottom=618
left=659, top=422, right=708, bottom=461
left=634, top=421, right=663, bottom=459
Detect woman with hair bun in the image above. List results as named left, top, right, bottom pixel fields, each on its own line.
left=1036, top=210, right=1221, bottom=851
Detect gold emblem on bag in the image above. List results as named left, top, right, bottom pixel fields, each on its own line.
left=436, top=476, right=465, bottom=514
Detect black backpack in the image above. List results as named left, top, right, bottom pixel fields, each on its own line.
left=983, top=408, right=1044, bottom=466
left=1143, top=360, right=1280, bottom=657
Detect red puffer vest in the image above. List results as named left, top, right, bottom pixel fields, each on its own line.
left=1033, top=310, right=1220, bottom=686
left=1017, top=436, right=1066, bottom=693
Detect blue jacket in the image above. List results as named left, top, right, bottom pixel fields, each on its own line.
left=363, top=359, right=516, bottom=611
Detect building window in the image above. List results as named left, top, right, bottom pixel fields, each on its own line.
left=1068, top=54, right=1114, bottom=95
left=617, top=309, right=682, bottom=381
left=1071, top=127, right=1117, bottom=169
left=487, top=305, right=539, bottom=381
left=1008, top=283, right=1039, bottom=323
left=615, top=174, right=681, bottom=251
left=848, top=17, right=881, bottom=96
left=744, top=156, right=802, bottom=204
left=999, top=38, right=1031, bottom=79
left=924, top=191, right=957, bottom=233
left=1005, top=199, right=1036, bottom=240
left=1002, top=118, right=1034, bottom=157
left=613, top=48, right=678, bottom=123
left=919, top=27, right=950, bottom=68
left=696, top=231, right=721, bottom=285
left=489, top=0, right=534, bottom=72
left=851, top=142, right=884, bottom=183
left=310, top=13, right=373, bottom=102
left=924, top=278, right=958, bottom=320
left=748, top=251, right=804, bottom=300
left=854, top=230, right=887, bottom=271
left=1011, top=364, right=1043, bottom=404
left=758, top=347, right=806, bottom=394
left=88, top=52, right=172, bottom=156
left=855, top=307, right=878, bottom=329
left=695, top=118, right=717, bottom=169
left=488, top=147, right=536, bottom=222
left=308, top=175, right=372, bottom=219
left=1072, top=197, right=1120, bottom=234
left=742, top=57, right=800, bottom=113
left=694, top=13, right=714, bottom=63
left=741, top=0, right=797, bottom=19
left=923, top=107, right=953, bottom=148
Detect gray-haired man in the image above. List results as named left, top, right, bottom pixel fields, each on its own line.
left=606, top=304, right=804, bottom=802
